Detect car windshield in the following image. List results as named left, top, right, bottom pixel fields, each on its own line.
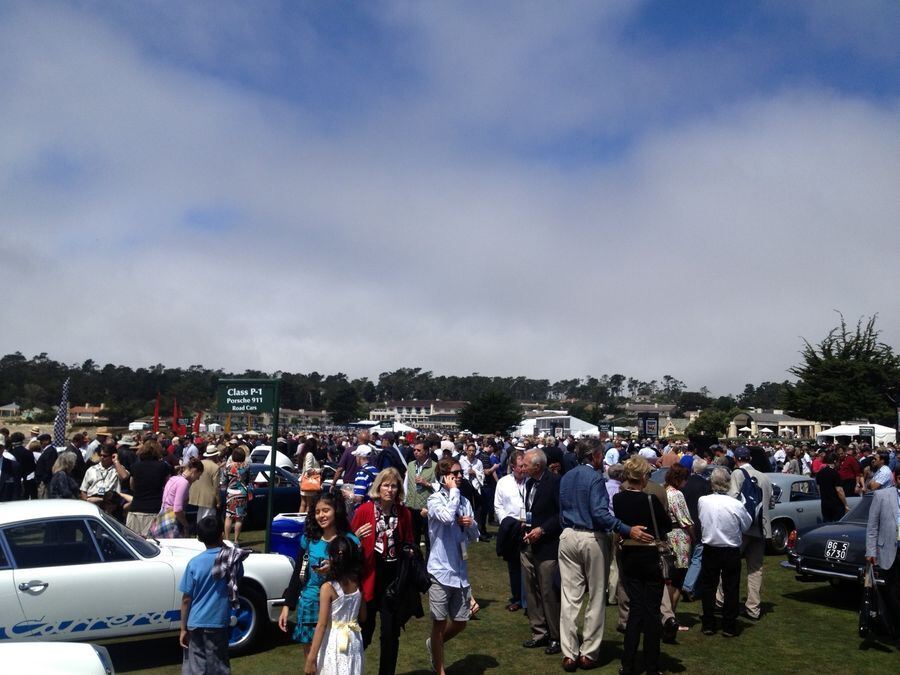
left=101, top=513, right=160, bottom=558
left=842, top=495, right=872, bottom=524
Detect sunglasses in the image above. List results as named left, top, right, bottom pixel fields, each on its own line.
left=449, top=470, right=463, bottom=476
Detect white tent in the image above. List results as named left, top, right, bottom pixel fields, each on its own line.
left=249, top=446, right=295, bottom=470
left=816, top=423, right=896, bottom=445
left=512, top=418, right=536, bottom=437
left=512, top=415, right=601, bottom=438
left=369, top=421, right=419, bottom=435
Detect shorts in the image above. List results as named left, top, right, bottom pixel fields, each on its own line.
left=182, top=627, right=230, bottom=675
left=428, top=577, right=471, bottom=622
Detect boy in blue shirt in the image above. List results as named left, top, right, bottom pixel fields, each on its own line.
left=179, top=516, right=245, bottom=674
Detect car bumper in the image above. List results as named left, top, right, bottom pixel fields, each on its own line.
left=266, top=598, right=287, bottom=623
left=788, top=552, right=883, bottom=585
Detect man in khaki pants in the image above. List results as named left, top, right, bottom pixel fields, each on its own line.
left=722, top=446, right=772, bottom=620
left=558, top=444, right=652, bottom=671
left=189, top=444, right=222, bottom=525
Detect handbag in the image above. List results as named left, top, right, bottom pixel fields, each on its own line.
left=648, top=494, right=675, bottom=580
left=300, top=472, right=322, bottom=492
left=149, top=508, right=180, bottom=538
left=859, top=562, right=893, bottom=638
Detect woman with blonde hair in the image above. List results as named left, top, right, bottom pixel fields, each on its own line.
left=612, top=455, right=672, bottom=675
left=350, top=468, right=414, bottom=675
left=49, top=452, right=79, bottom=499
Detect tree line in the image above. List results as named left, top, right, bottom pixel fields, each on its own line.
left=0, top=352, right=785, bottom=426
left=2, top=314, right=895, bottom=429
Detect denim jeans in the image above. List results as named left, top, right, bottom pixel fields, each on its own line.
left=681, top=544, right=703, bottom=595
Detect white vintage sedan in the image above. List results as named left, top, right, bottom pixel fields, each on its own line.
left=0, top=500, right=293, bottom=654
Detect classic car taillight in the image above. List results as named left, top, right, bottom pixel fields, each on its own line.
left=787, top=529, right=798, bottom=550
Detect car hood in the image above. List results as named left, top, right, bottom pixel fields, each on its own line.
left=153, top=539, right=293, bottom=591
left=155, top=537, right=208, bottom=558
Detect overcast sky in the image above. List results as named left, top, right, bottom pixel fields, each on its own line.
left=1, top=1, right=898, bottom=395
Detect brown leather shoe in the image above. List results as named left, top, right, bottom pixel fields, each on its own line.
left=578, top=655, right=599, bottom=670
left=562, top=657, right=578, bottom=672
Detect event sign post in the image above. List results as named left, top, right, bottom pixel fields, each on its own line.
left=216, top=378, right=281, bottom=552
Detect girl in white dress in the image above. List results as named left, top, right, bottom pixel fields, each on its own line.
left=305, top=535, right=366, bottom=675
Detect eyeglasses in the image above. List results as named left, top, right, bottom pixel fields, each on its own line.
left=449, top=470, right=463, bottom=476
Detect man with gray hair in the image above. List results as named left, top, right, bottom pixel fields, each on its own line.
left=520, top=449, right=562, bottom=654
left=697, top=468, right=751, bottom=637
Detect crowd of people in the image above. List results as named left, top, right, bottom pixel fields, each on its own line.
left=1, top=423, right=899, bottom=673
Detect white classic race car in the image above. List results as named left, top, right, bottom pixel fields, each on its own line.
left=0, top=500, right=293, bottom=654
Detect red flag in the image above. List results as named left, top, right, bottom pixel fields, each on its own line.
left=172, top=397, right=183, bottom=436
left=152, top=393, right=160, bottom=433
left=193, top=410, right=203, bottom=434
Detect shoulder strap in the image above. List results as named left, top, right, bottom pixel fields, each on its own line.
left=647, top=493, right=661, bottom=541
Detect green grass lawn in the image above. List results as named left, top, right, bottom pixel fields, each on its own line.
left=111, top=529, right=894, bottom=674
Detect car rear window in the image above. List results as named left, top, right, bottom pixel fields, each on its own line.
left=843, top=496, right=872, bottom=524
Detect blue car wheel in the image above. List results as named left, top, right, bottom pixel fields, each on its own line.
left=229, top=585, right=265, bottom=654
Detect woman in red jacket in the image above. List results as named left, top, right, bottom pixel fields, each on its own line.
left=350, top=467, right=414, bottom=675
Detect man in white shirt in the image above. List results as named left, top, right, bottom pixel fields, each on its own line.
left=698, top=468, right=751, bottom=637
left=80, top=446, right=129, bottom=504
left=773, top=445, right=787, bottom=470
left=181, top=435, right=200, bottom=466
left=494, top=449, right=528, bottom=612
left=869, top=452, right=894, bottom=491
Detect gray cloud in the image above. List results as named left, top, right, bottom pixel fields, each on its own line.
left=1, top=2, right=898, bottom=395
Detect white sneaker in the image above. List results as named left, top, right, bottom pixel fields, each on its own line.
left=426, top=637, right=435, bottom=672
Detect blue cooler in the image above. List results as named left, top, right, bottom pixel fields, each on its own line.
left=271, top=513, right=306, bottom=560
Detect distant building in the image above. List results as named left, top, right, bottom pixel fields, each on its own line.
left=659, top=412, right=698, bottom=438
left=68, top=403, right=106, bottom=424
left=624, top=402, right=677, bottom=416
left=259, top=408, right=334, bottom=428
left=728, top=409, right=827, bottom=440
left=21, top=407, right=44, bottom=421
left=369, top=399, right=467, bottom=430
left=205, top=408, right=334, bottom=429
left=0, top=402, right=21, bottom=418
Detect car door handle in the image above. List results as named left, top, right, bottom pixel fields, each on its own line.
left=18, top=580, right=49, bottom=591
left=796, top=508, right=803, bottom=512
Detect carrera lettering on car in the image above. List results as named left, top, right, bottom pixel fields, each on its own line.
left=0, top=610, right=180, bottom=640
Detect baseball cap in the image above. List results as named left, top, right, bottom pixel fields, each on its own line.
left=352, top=444, right=373, bottom=457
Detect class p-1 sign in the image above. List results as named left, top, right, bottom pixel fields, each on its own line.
left=216, top=381, right=277, bottom=414
left=216, top=378, right=281, bottom=553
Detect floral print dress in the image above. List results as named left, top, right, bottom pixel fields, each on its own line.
left=665, top=486, right=693, bottom=569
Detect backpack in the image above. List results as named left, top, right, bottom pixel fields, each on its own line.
left=737, top=468, right=764, bottom=531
